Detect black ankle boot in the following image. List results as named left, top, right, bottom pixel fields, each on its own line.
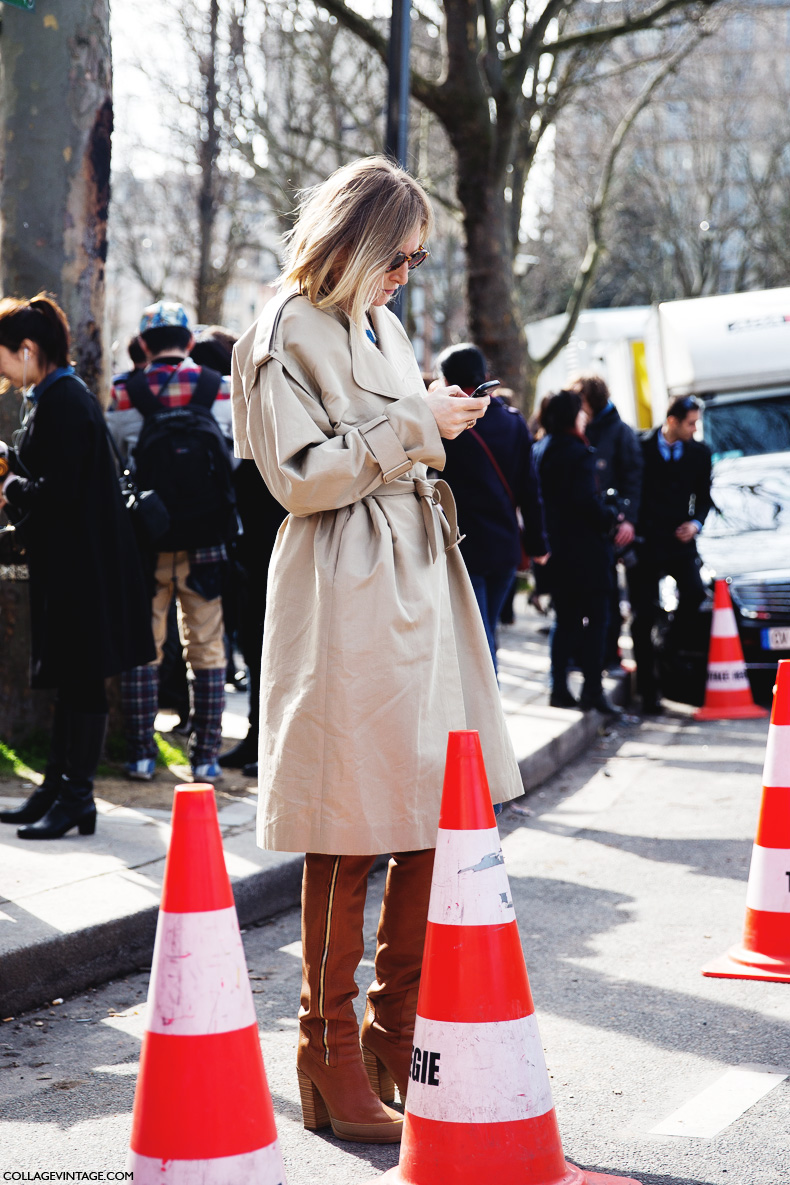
left=17, top=713, right=106, bottom=840
left=0, top=776, right=63, bottom=824
left=2, top=698, right=71, bottom=824
left=17, top=781, right=97, bottom=840
left=217, top=733, right=258, bottom=769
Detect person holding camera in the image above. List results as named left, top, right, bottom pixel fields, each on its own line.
left=232, top=157, right=523, bottom=1143
left=533, top=389, right=622, bottom=714
left=0, top=294, right=154, bottom=839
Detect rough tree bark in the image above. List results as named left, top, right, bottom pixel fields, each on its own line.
left=0, top=0, right=112, bottom=400
left=195, top=0, right=224, bottom=324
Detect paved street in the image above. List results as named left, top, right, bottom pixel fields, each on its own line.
left=1, top=708, right=788, bottom=1184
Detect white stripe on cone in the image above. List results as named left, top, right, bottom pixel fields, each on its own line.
left=406, top=1014, right=553, bottom=1124
left=129, top=1141, right=286, bottom=1184
left=427, top=827, right=514, bottom=927
left=762, top=725, right=790, bottom=788
left=147, top=907, right=256, bottom=1036
left=745, top=846, right=790, bottom=913
left=712, top=606, right=739, bottom=638
left=705, top=661, right=750, bottom=690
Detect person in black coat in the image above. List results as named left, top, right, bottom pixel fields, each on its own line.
left=191, top=329, right=288, bottom=776
left=0, top=294, right=155, bottom=839
left=628, top=395, right=712, bottom=713
left=533, top=390, right=621, bottom=713
left=434, top=343, right=549, bottom=673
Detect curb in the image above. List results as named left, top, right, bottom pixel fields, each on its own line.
left=0, top=674, right=630, bottom=1017
left=519, top=669, right=631, bottom=791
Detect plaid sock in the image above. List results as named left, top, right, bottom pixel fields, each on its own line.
left=190, top=667, right=225, bottom=766
left=120, top=665, right=160, bottom=764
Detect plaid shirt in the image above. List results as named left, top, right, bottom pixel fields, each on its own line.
left=109, top=357, right=231, bottom=417
left=108, top=357, right=233, bottom=566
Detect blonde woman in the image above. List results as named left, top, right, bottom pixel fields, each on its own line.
left=232, top=157, right=523, bottom=1143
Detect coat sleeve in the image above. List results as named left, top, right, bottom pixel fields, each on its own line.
left=5, top=383, right=99, bottom=517
left=614, top=422, right=644, bottom=524
left=514, top=423, right=548, bottom=556
left=694, top=444, right=713, bottom=528
left=241, top=359, right=445, bottom=517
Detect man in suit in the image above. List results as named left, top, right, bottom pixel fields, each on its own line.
left=629, top=395, right=712, bottom=714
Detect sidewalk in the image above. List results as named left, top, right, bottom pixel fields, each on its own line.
left=0, top=593, right=628, bottom=1016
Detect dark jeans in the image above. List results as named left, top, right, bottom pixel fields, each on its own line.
left=468, top=567, right=518, bottom=675
left=627, top=539, right=705, bottom=703
left=550, top=588, right=610, bottom=700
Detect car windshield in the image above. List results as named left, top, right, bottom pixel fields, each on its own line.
left=705, top=465, right=790, bottom=537
left=704, top=394, right=790, bottom=462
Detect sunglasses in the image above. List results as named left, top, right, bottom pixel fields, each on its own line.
left=386, top=246, right=429, bottom=273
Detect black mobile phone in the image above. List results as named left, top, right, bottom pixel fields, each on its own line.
left=471, top=380, right=500, bottom=398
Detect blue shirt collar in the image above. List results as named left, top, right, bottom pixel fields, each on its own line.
left=657, top=430, right=683, bottom=461
left=29, top=366, right=75, bottom=405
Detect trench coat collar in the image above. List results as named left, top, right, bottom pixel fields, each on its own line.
left=348, top=304, right=417, bottom=400
left=247, top=288, right=416, bottom=402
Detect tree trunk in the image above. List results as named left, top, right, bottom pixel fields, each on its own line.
left=195, top=0, right=223, bottom=324
left=0, top=0, right=112, bottom=401
left=456, top=166, right=529, bottom=406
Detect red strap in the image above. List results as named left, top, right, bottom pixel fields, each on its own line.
left=467, top=429, right=516, bottom=507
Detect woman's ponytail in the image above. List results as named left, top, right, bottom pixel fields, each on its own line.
left=0, top=291, right=72, bottom=369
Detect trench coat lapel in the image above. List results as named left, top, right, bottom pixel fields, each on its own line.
left=349, top=306, right=418, bottom=400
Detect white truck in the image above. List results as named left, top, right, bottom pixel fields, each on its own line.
left=527, top=286, right=790, bottom=438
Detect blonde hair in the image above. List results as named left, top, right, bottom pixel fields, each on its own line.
left=281, top=156, right=434, bottom=328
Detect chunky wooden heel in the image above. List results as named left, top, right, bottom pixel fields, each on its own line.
left=297, top=1068, right=330, bottom=1130
left=362, top=1044, right=396, bottom=1105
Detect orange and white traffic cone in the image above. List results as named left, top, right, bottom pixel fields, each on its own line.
left=695, top=580, right=768, bottom=720
left=128, top=784, right=286, bottom=1184
left=368, top=732, right=641, bottom=1185
left=703, top=660, right=790, bottom=982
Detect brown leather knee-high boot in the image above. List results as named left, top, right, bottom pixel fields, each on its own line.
left=297, top=853, right=403, bottom=1143
left=360, top=847, right=435, bottom=1103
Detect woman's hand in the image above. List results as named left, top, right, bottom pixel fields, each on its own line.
left=423, top=383, right=490, bottom=440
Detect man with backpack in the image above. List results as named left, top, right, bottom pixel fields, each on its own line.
left=108, top=301, right=236, bottom=781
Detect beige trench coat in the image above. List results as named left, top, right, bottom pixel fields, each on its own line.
left=231, top=291, right=523, bottom=855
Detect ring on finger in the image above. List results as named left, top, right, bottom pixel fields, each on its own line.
left=466, top=419, right=475, bottom=430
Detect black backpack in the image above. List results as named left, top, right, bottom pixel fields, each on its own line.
left=126, top=364, right=236, bottom=552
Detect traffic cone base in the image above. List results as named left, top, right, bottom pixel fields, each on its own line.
left=702, top=944, right=790, bottom=982
left=129, top=1144, right=286, bottom=1184
left=375, top=1150, right=640, bottom=1185
left=695, top=702, right=768, bottom=720
left=694, top=581, right=767, bottom=721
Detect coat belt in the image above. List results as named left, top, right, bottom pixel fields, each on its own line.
left=371, top=477, right=464, bottom=563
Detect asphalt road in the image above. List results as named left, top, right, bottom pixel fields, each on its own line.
left=1, top=708, right=788, bottom=1185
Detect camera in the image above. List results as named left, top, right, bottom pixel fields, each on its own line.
left=603, top=488, right=639, bottom=569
